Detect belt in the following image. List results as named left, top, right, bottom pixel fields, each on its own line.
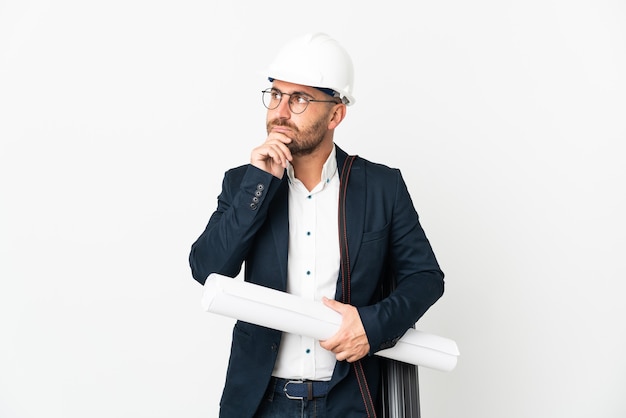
left=272, top=377, right=330, bottom=401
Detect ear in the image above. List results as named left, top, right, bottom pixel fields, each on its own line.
left=327, top=104, right=347, bottom=130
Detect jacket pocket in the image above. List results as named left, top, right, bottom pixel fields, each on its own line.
left=361, top=223, right=390, bottom=243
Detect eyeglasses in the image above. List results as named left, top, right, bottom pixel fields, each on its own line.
left=261, top=88, right=339, bottom=114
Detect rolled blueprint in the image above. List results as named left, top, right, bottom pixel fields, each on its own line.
left=202, top=273, right=459, bottom=372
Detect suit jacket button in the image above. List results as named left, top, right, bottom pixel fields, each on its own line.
left=256, top=184, right=265, bottom=191
left=250, top=203, right=257, bottom=210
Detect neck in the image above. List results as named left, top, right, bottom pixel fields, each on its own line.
left=291, top=140, right=334, bottom=191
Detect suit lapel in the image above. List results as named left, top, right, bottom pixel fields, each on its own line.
left=269, top=175, right=289, bottom=290
left=335, top=146, right=366, bottom=295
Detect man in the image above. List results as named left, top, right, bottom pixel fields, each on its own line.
left=189, top=32, right=444, bottom=417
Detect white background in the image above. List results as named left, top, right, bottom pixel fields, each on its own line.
left=1, top=1, right=625, bottom=417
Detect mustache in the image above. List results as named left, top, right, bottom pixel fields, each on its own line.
left=267, top=119, right=298, bottom=132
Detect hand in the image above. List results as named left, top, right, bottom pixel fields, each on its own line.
left=250, top=133, right=293, bottom=178
left=319, top=297, right=370, bottom=363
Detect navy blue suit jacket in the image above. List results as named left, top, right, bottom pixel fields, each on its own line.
left=189, top=145, right=444, bottom=417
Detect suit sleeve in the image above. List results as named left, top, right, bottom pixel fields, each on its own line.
left=358, top=169, right=445, bottom=354
left=189, top=164, right=281, bottom=285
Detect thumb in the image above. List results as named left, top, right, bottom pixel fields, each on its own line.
left=322, top=297, right=344, bottom=313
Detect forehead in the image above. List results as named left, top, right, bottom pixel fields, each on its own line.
left=271, top=79, right=318, bottom=96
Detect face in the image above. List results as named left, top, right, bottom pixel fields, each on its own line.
left=265, top=80, right=340, bottom=156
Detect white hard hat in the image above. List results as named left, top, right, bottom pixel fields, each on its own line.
left=266, top=32, right=356, bottom=105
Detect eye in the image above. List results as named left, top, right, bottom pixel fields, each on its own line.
left=271, top=91, right=282, bottom=100
left=291, top=94, right=309, bottom=105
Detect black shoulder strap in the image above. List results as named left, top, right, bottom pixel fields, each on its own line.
left=338, top=155, right=377, bottom=418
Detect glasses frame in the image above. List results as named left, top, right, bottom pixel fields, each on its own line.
left=261, top=88, right=340, bottom=114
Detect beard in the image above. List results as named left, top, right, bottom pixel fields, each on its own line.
left=267, top=116, right=328, bottom=156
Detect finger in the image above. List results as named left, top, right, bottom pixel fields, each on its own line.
left=322, top=297, right=346, bottom=314
left=319, top=337, right=342, bottom=354
left=254, top=143, right=289, bottom=168
left=264, top=145, right=288, bottom=167
left=266, top=126, right=294, bottom=142
left=319, top=337, right=335, bottom=351
left=256, top=143, right=290, bottom=167
left=265, top=134, right=293, bottom=153
left=335, top=352, right=348, bottom=362
left=265, top=131, right=292, bottom=143
left=265, top=138, right=293, bottom=162
left=333, top=349, right=357, bottom=363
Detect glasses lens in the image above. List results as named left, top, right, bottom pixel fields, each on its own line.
left=262, top=90, right=280, bottom=110
left=261, top=90, right=311, bottom=113
left=288, top=94, right=309, bottom=114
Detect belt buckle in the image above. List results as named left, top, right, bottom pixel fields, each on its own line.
left=283, top=380, right=308, bottom=400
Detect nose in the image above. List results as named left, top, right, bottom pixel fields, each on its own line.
left=272, top=96, right=292, bottom=119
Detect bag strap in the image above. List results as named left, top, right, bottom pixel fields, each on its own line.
left=338, top=155, right=377, bottom=418
left=338, top=155, right=356, bottom=305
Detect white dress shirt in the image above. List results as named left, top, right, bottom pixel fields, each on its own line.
left=271, top=146, right=340, bottom=381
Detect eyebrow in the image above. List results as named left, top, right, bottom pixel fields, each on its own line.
left=271, top=87, right=315, bottom=99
